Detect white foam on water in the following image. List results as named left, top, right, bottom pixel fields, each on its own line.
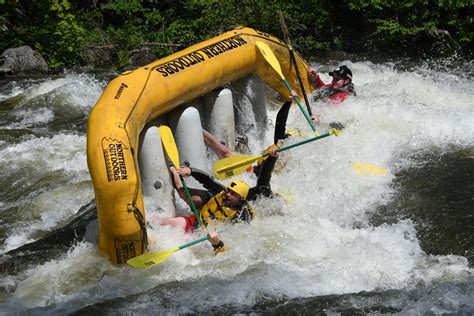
left=1, top=133, right=88, bottom=175
left=19, top=73, right=104, bottom=109
left=2, top=73, right=104, bottom=129
left=0, top=133, right=92, bottom=252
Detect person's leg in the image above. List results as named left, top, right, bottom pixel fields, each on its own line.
left=157, top=214, right=197, bottom=233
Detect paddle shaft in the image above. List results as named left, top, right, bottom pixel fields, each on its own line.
left=278, top=11, right=313, bottom=116
left=282, top=79, right=317, bottom=133
left=158, top=125, right=202, bottom=226
left=179, top=175, right=202, bottom=226
left=262, top=130, right=332, bottom=158
left=213, top=129, right=337, bottom=179
left=178, top=235, right=209, bottom=251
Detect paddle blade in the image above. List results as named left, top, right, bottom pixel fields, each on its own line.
left=158, top=125, right=180, bottom=167
left=127, top=247, right=179, bottom=269
left=213, top=154, right=261, bottom=180
left=255, top=41, right=285, bottom=80
left=352, top=163, right=387, bottom=176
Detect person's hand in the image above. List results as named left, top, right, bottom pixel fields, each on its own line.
left=208, top=231, right=220, bottom=245
left=332, top=79, right=345, bottom=89
left=169, top=165, right=178, bottom=174
left=311, top=114, right=321, bottom=126
left=287, top=89, right=298, bottom=102
left=268, top=144, right=280, bottom=157
left=208, top=231, right=225, bottom=254
left=178, top=166, right=191, bottom=177
left=308, top=67, right=317, bottom=77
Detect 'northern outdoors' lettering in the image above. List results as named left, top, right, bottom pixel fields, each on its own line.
left=102, top=138, right=129, bottom=182
left=156, top=35, right=248, bottom=77
left=115, top=238, right=136, bottom=264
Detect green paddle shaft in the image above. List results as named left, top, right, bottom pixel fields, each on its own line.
left=178, top=235, right=209, bottom=251
left=282, top=79, right=317, bottom=133
left=262, top=131, right=332, bottom=158
left=179, top=175, right=202, bottom=226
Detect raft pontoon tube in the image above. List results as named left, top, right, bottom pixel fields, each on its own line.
left=87, top=27, right=314, bottom=264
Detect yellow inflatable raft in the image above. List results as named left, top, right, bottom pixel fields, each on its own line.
left=87, top=26, right=314, bottom=264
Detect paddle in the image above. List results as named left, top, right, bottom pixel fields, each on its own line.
left=214, top=128, right=341, bottom=180
left=158, top=125, right=201, bottom=225
left=352, top=163, right=387, bottom=176
left=278, top=11, right=312, bottom=117
left=127, top=235, right=209, bottom=269
left=255, top=41, right=318, bottom=135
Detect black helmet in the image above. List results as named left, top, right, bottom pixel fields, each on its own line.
left=329, top=65, right=352, bottom=80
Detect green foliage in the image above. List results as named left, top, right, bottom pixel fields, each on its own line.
left=45, top=0, right=86, bottom=68
left=342, top=0, right=472, bottom=53
left=0, top=0, right=472, bottom=70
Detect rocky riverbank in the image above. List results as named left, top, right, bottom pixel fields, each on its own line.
left=0, top=27, right=465, bottom=78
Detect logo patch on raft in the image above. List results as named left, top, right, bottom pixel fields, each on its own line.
left=114, top=238, right=137, bottom=264
left=102, top=138, right=129, bottom=182
left=114, top=83, right=128, bottom=100
left=156, top=35, right=248, bottom=77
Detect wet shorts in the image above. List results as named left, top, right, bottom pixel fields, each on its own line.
left=179, top=214, right=197, bottom=232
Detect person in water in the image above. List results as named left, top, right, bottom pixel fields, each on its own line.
left=308, top=65, right=356, bottom=103
left=158, top=92, right=298, bottom=251
left=159, top=147, right=278, bottom=252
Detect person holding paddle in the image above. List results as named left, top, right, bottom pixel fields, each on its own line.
left=203, top=90, right=300, bottom=176
left=308, top=65, right=356, bottom=104
left=156, top=90, right=299, bottom=249
left=157, top=146, right=278, bottom=252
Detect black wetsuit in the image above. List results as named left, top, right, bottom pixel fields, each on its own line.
left=187, top=99, right=291, bottom=202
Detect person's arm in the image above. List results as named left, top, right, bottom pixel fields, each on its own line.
left=308, top=67, right=326, bottom=88
left=247, top=155, right=277, bottom=201
left=170, top=166, right=207, bottom=209
left=203, top=129, right=234, bottom=159
left=274, top=96, right=293, bottom=143
left=179, top=166, right=226, bottom=195
left=208, top=231, right=225, bottom=254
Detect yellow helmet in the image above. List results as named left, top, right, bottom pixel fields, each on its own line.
left=226, top=180, right=250, bottom=200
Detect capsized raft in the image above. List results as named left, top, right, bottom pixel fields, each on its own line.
left=87, top=26, right=315, bottom=264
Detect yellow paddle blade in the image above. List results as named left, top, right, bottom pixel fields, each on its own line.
left=352, top=163, right=387, bottom=176
left=275, top=189, right=295, bottom=204
left=158, top=125, right=180, bottom=167
left=213, top=154, right=261, bottom=180
left=127, top=247, right=179, bottom=269
left=255, top=41, right=285, bottom=80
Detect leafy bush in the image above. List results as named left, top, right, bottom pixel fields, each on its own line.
left=0, top=0, right=471, bottom=70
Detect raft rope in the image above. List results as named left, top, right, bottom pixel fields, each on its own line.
left=128, top=203, right=148, bottom=252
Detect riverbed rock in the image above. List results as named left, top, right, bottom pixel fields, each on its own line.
left=413, top=28, right=462, bottom=57
left=128, top=47, right=158, bottom=68
left=84, top=45, right=118, bottom=68
left=0, top=46, right=49, bottom=74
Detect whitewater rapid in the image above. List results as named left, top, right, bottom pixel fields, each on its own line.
left=0, top=59, right=473, bottom=314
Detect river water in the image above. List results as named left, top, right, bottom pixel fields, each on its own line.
left=0, top=57, right=473, bottom=315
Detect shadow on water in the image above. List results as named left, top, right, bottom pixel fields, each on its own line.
left=70, top=275, right=474, bottom=315
left=371, top=146, right=474, bottom=266
left=0, top=200, right=96, bottom=277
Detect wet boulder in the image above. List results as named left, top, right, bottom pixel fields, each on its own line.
left=0, top=46, right=49, bottom=75
left=128, top=47, right=158, bottom=68
left=83, top=45, right=119, bottom=68
left=413, top=28, right=462, bottom=57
